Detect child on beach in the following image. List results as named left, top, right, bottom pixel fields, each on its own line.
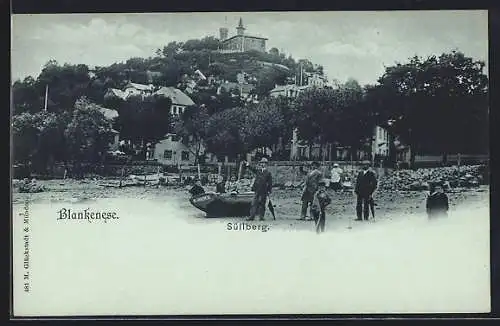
left=311, top=180, right=332, bottom=234
left=426, top=181, right=449, bottom=219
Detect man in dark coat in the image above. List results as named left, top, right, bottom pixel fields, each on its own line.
left=245, top=158, right=273, bottom=221
left=355, top=165, right=378, bottom=221
left=299, top=161, right=323, bottom=221
left=426, top=182, right=449, bottom=219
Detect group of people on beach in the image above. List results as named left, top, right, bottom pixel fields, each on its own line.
left=189, top=158, right=450, bottom=234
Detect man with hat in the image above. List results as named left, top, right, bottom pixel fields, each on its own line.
left=426, top=180, right=449, bottom=219
left=244, top=157, right=273, bottom=221
left=354, top=165, right=378, bottom=221
left=299, top=161, right=323, bottom=221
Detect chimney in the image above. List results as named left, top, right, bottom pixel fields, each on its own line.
left=219, top=27, right=228, bottom=41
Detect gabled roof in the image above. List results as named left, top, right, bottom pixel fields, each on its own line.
left=106, top=88, right=128, bottom=100
left=154, top=87, right=195, bottom=106
left=125, top=82, right=154, bottom=91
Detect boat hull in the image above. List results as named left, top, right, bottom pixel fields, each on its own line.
left=190, top=192, right=255, bottom=218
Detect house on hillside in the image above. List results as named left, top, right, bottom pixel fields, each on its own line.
left=104, top=88, right=128, bottom=100
left=124, top=82, right=155, bottom=97
left=94, top=104, right=120, bottom=151
left=153, top=133, right=218, bottom=166
left=269, top=84, right=310, bottom=98
left=219, top=18, right=268, bottom=53
left=154, top=87, right=195, bottom=116
left=217, top=82, right=257, bottom=102
left=104, top=83, right=195, bottom=117
left=305, top=72, right=328, bottom=88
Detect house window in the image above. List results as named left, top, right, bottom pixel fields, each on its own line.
left=163, top=150, right=173, bottom=159
left=181, top=151, right=190, bottom=161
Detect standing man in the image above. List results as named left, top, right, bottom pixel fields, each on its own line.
left=245, top=158, right=273, bottom=221
left=330, top=163, right=343, bottom=191
left=354, top=165, right=378, bottom=221
left=299, top=161, right=323, bottom=221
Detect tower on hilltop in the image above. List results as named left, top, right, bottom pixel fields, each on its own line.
left=236, top=17, right=245, bottom=36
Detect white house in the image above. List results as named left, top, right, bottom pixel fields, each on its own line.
left=289, top=125, right=392, bottom=162
left=372, top=125, right=390, bottom=157
left=153, top=134, right=195, bottom=165
left=305, top=72, right=328, bottom=88
left=217, top=82, right=256, bottom=101
left=154, top=86, right=196, bottom=116
left=105, top=83, right=196, bottom=117
left=95, top=104, right=120, bottom=151
left=153, top=134, right=220, bottom=166
left=124, top=82, right=155, bottom=97
left=269, top=84, right=310, bottom=98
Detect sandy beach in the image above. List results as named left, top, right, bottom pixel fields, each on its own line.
left=12, top=180, right=490, bottom=316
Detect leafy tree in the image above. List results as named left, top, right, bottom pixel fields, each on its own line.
left=373, top=50, right=489, bottom=164
left=12, top=76, right=43, bottom=114
left=113, top=94, right=173, bottom=156
left=204, top=107, right=248, bottom=161
left=64, top=97, right=116, bottom=164
left=241, top=101, right=285, bottom=151
left=174, top=105, right=210, bottom=164
left=36, top=61, right=92, bottom=111
left=269, top=47, right=280, bottom=57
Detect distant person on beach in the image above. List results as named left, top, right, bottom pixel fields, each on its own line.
left=426, top=182, right=449, bottom=219
left=311, top=180, right=331, bottom=234
left=354, top=165, right=378, bottom=221
left=330, top=163, right=343, bottom=191
left=216, top=175, right=226, bottom=193
left=245, top=158, right=273, bottom=221
left=299, top=161, right=323, bottom=221
left=189, top=180, right=205, bottom=197
left=226, top=176, right=239, bottom=193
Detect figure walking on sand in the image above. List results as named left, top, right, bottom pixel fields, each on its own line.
left=244, top=158, right=273, bottom=221
left=354, top=165, right=378, bottom=221
left=311, top=180, right=331, bottom=233
left=299, top=161, right=323, bottom=221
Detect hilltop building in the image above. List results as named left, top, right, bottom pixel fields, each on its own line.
left=219, top=18, right=268, bottom=53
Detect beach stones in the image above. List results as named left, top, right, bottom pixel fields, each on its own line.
left=378, top=164, right=486, bottom=191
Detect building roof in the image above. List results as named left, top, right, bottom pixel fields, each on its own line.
left=154, top=87, right=195, bottom=106
left=106, top=88, right=128, bottom=100
left=125, top=82, right=154, bottom=91
left=99, top=107, right=119, bottom=120
left=222, top=34, right=268, bottom=42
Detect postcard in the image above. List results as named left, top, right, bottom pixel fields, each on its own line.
left=11, top=10, right=490, bottom=317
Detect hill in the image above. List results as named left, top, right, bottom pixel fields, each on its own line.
left=12, top=36, right=326, bottom=114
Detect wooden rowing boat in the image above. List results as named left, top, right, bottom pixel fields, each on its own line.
left=189, top=191, right=255, bottom=218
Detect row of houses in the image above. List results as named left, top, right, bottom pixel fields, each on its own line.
left=100, top=75, right=409, bottom=167
left=105, top=82, right=195, bottom=116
